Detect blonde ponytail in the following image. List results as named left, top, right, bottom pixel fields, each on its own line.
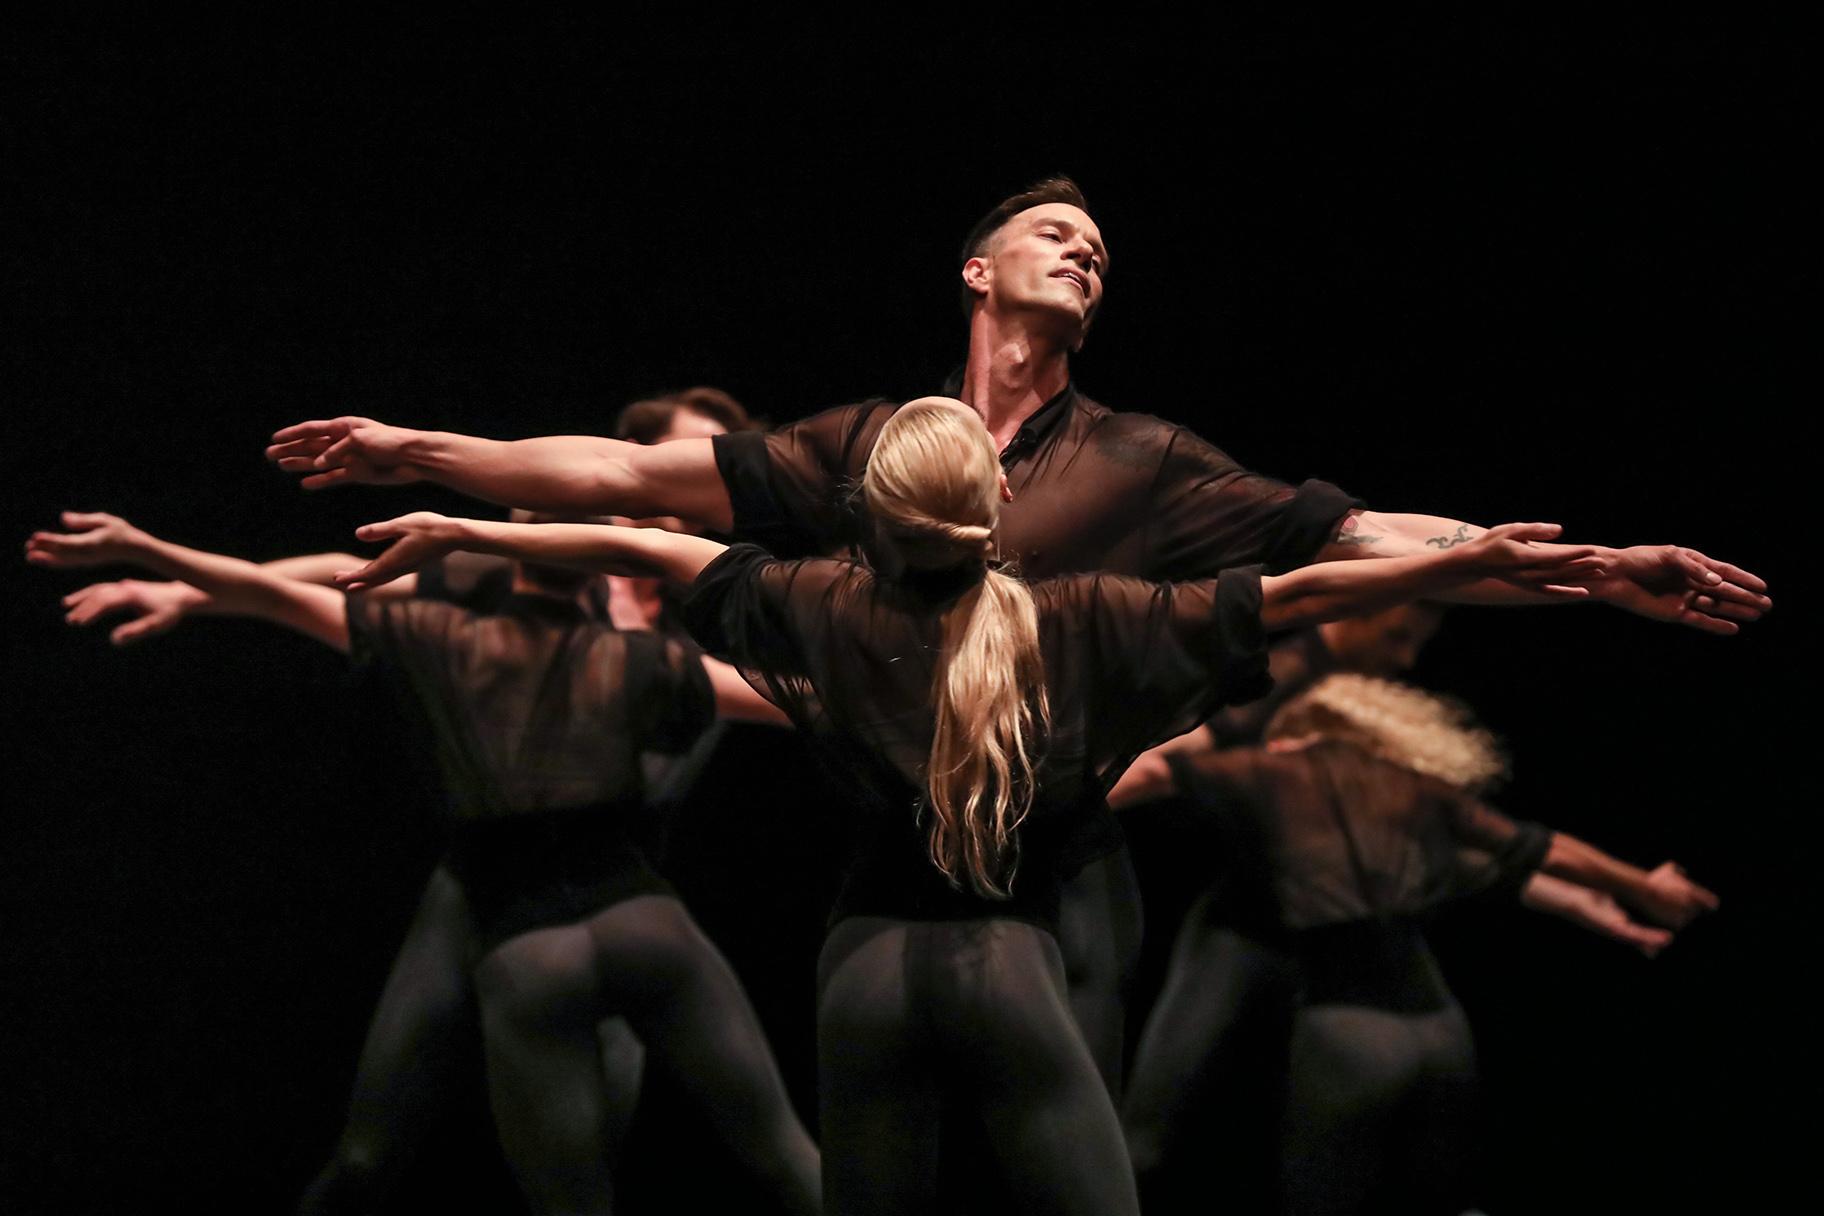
left=864, top=397, right=1051, bottom=897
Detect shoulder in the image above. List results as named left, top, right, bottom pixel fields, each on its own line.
left=1074, top=398, right=1243, bottom=475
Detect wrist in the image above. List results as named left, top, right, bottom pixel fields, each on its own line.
left=449, top=517, right=485, bottom=551
left=394, top=427, right=440, bottom=472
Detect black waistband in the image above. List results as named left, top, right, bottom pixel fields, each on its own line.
left=1290, top=919, right=1452, bottom=1013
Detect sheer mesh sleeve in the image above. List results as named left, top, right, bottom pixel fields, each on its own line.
left=680, top=543, right=858, bottom=729
left=1205, top=632, right=1331, bottom=748
left=1042, top=567, right=1274, bottom=781
left=1141, top=422, right=1361, bottom=579
left=621, top=633, right=717, bottom=755
left=710, top=400, right=896, bottom=555
left=1424, top=782, right=1554, bottom=903
left=345, top=591, right=471, bottom=691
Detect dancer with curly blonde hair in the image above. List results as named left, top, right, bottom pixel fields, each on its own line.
left=1121, top=672, right=1718, bottom=1215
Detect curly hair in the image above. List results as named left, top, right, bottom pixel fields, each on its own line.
left=1266, top=673, right=1509, bottom=792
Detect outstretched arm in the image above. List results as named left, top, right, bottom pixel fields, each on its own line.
left=265, top=417, right=734, bottom=530
left=1518, top=873, right=1675, bottom=957
left=1260, top=522, right=1605, bottom=631
left=1538, top=834, right=1720, bottom=931
left=27, top=513, right=350, bottom=652
left=334, top=512, right=729, bottom=593
left=1321, top=510, right=1769, bottom=635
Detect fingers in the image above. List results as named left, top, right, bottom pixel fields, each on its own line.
left=1674, top=604, right=1740, bottom=637
left=315, top=434, right=360, bottom=470
left=1626, top=925, right=1674, bottom=958
left=1668, top=547, right=1726, bottom=593
left=1690, top=595, right=1762, bottom=623
left=63, top=584, right=126, bottom=625
left=1533, top=584, right=1593, bottom=599
left=59, top=511, right=117, bottom=531
left=111, top=615, right=171, bottom=646
left=25, top=532, right=81, bottom=565
left=1700, top=556, right=1768, bottom=594
left=1486, top=522, right=1565, bottom=543
left=265, top=435, right=336, bottom=464
left=268, top=417, right=356, bottom=446
left=299, top=467, right=356, bottom=492
left=353, top=518, right=408, bottom=542
left=1693, top=577, right=1772, bottom=614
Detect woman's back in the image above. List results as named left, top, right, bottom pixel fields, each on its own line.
left=683, top=545, right=1271, bottom=928
left=1171, top=740, right=1551, bottom=932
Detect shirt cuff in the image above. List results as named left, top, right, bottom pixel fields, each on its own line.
left=1266, top=478, right=1364, bottom=574
left=1210, top=565, right=1275, bottom=707
left=711, top=431, right=790, bottom=547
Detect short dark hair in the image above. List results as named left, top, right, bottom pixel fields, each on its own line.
left=613, top=386, right=756, bottom=445
left=957, top=175, right=1093, bottom=314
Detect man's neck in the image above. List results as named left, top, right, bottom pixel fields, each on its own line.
left=957, top=309, right=1073, bottom=451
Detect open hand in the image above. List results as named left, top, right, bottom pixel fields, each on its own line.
left=61, top=579, right=206, bottom=646
left=1587, top=544, right=1770, bottom=636
left=336, top=512, right=462, bottom=591
left=25, top=512, right=151, bottom=569
left=266, top=417, right=424, bottom=491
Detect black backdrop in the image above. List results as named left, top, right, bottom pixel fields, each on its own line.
left=3, top=14, right=1805, bottom=1212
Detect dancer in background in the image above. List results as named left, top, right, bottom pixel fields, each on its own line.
left=56, top=389, right=758, bottom=1211
left=309, top=396, right=1611, bottom=1213
left=28, top=507, right=819, bottom=1216
left=263, top=177, right=1769, bottom=1097
left=1116, top=673, right=1717, bottom=1214
left=1109, top=601, right=1443, bottom=1208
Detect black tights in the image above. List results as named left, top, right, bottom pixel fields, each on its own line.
left=298, top=873, right=816, bottom=1215
left=816, top=916, right=1138, bottom=1216
left=1279, top=1001, right=1478, bottom=1216
left=475, top=894, right=821, bottom=1216
left=297, top=866, right=498, bottom=1213
left=1124, top=898, right=1480, bottom=1215
left=1122, top=909, right=1299, bottom=1214
left=1054, top=848, right=1145, bottom=1097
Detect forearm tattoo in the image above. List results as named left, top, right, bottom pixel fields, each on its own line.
left=1425, top=523, right=1479, bottom=550
left=1332, top=515, right=1381, bottom=548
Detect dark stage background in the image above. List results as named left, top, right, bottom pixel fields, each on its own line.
left=4, top=15, right=1805, bottom=1213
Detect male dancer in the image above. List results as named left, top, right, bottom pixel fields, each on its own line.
left=265, top=177, right=1769, bottom=1091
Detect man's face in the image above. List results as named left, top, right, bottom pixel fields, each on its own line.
left=968, top=203, right=1109, bottom=340
left=1326, top=603, right=1444, bottom=676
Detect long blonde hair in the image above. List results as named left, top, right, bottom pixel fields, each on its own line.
left=1266, top=672, right=1509, bottom=792
left=863, top=397, right=1050, bottom=898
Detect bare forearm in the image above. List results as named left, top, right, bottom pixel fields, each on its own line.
left=455, top=520, right=728, bottom=586
left=1261, top=548, right=1472, bottom=629
left=1319, top=512, right=1597, bottom=607
left=262, top=551, right=416, bottom=598
left=402, top=431, right=734, bottom=528
left=133, top=537, right=350, bottom=651
left=1540, top=833, right=1656, bottom=906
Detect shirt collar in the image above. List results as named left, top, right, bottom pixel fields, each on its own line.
left=937, top=366, right=1077, bottom=467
